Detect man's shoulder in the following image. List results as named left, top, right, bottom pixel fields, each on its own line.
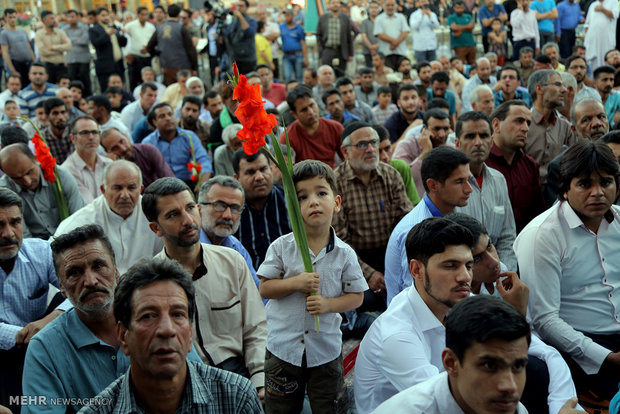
left=318, top=117, right=345, bottom=134
left=18, top=238, right=53, bottom=266
left=202, top=243, right=248, bottom=268
left=189, top=361, right=259, bottom=407
left=30, top=308, right=74, bottom=347
left=373, top=372, right=447, bottom=413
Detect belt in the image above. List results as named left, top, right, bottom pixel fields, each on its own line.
left=284, top=50, right=302, bottom=55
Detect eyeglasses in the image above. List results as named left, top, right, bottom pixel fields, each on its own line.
left=200, top=201, right=244, bottom=215
left=542, top=81, right=564, bottom=88
left=347, top=139, right=379, bottom=150
left=76, top=129, right=100, bottom=137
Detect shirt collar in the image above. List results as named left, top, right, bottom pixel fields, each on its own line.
left=532, top=108, right=557, bottom=125
left=65, top=308, right=114, bottom=349
left=561, top=199, right=617, bottom=230
left=423, top=194, right=444, bottom=217
left=408, top=286, right=445, bottom=332
left=161, top=244, right=208, bottom=281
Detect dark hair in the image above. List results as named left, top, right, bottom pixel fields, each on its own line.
left=7, top=74, right=21, bottom=83
left=372, top=124, right=390, bottom=142
left=427, top=98, right=449, bottom=111
left=69, top=80, right=84, bottom=92
left=405, top=217, right=474, bottom=264
left=416, top=61, right=431, bottom=72
left=0, top=126, right=29, bottom=147
left=599, top=130, right=620, bottom=145
left=0, top=187, right=23, bottom=214
left=50, top=224, right=116, bottom=275
left=566, top=54, right=587, bottom=69
left=142, top=177, right=193, bottom=222
left=257, top=20, right=265, bottom=32
left=445, top=212, right=488, bottom=246
left=40, top=10, right=53, bottom=21
left=455, top=111, right=492, bottom=140
left=335, top=77, right=354, bottom=88
left=154, top=5, right=166, bottom=13
left=114, top=258, right=196, bottom=328
left=421, top=146, right=470, bottom=193
left=431, top=71, right=450, bottom=85
left=96, top=6, right=109, bottom=15
left=416, top=85, right=429, bottom=100
left=520, top=46, right=534, bottom=56
left=232, top=149, right=270, bottom=175
left=87, top=10, right=97, bottom=18
left=558, top=141, right=620, bottom=200
left=377, top=86, right=391, bottom=96
left=167, top=4, right=181, bottom=17
left=136, top=6, right=148, bottom=14
left=286, top=85, right=314, bottom=112
left=397, top=83, right=418, bottom=100
left=322, top=88, right=341, bottom=105
left=491, top=99, right=529, bottom=122
left=534, top=54, right=552, bottom=65
left=43, top=98, right=66, bottom=116
left=57, top=74, right=71, bottom=83
left=292, top=160, right=338, bottom=194
left=446, top=295, right=531, bottom=362
left=497, top=64, right=521, bottom=81
left=35, top=101, right=46, bottom=111
left=70, top=114, right=98, bottom=134
left=140, top=81, right=158, bottom=94
left=605, top=49, right=619, bottom=62
left=304, top=67, right=318, bottom=78
left=87, top=95, right=112, bottom=114
left=104, top=86, right=122, bottom=96
left=358, top=67, right=374, bottom=76
left=255, top=64, right=272, bottom=73
left=204, top=89, right=219, bottom=102
left=147, top=102, right=172, bottom=125
left=423, top=108, right=449, bottom=127
left=4, top=9, right=16, bottom=16
left=593, top=65, right=616, bottom=80
left=181, top=94, right=202, bottom=108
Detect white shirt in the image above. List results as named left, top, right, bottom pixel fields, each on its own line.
left=514, top=201, right=620, bottom=374
left=461, top=74, right=498, bottom=113
left=60, top=152, right=113, bottom=204
left=354, top=286, right=445, bottom=414
left=409, top=9, right=440, bottom=52
left=53, top=195, right=163, bottom=275
left=133, top=82, right=166, bottom=102
left=510, top=8, right=541, bottom=48
left=120, top=100, right=149, bottom=134
left=373, top=12, right=410, bottom=57
left=372, top=372, right=529, bottom=414
left=123, top=19, right=156, bottom=57
left=0, top=89, right=25, bottom=109
left=100, top=117, right=131, bottom=139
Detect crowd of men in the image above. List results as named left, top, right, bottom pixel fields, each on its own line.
left=1, top=0, right=620, bottom=412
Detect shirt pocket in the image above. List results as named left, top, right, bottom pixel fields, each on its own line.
left=209, top=296, right=242, bottom=333
left=486, top=205, right=506, bottom=240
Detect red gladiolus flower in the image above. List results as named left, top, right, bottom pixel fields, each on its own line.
left=32, top=133, right=56, bottom=182
left=190, top=174, right=198, bottom=182
left=233, top=75, right=277, bottom=155
left=233, top=62, right=239, bottom=79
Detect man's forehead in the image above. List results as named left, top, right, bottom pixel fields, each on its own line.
left=60, top=240, right=111, bottom=266
left=240, top=154, right=268, bottom=171
left=207, top=184, right=243, bottom=200
left=351, top=127, right=376, bottom=141
left=473, top=233, right=490, bottom=255
left=462, top=119, right=491, bottom=134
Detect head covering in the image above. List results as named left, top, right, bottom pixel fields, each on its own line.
left=341, top=121, right=372, bottom=142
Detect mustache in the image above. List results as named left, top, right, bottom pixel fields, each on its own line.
left=451, top=282, right=471, bottom=292
left=216, top=219, right=234, bottom=227
left=0, top=238, right=19, bottom=247
left=181, top=224, right=199, bottom=234
left=79, top=286, right=111, bottom=302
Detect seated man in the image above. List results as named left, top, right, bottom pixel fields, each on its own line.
left=515, top=141, right=620, bottom=401
left=322, top=88, right=361, bottom=125
left=0, top=188, right=69, bottom=411
left=336, top=77, right=377, bottom=124
left=214, top=124, right=243, bottom=176
left=0, top=143, right=84, bottom=239
left=54, top=160, right=163, bottom=274
left=83, top=259, right=262, bottom=413
left=86, top=95, right=131, bottom=138
left=61, top=115, right=113, bottom=204
left=100, top=127, right=174, bottom=189
left=131, top=66, right=166, bottom=102
left=384, top=84, right=424, bottom=143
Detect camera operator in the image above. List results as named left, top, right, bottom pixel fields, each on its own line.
left=225, top=0, right=258, bottom=75
left=204, top=3, right=227, bottom=85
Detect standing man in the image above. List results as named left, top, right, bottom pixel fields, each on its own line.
left=225, top=0, right=258, bottom=76
left=280, top=8, right=308, bottom=83
left=584, top=0, right=619, bottom=71
left=256, top=7, right=281, bottom=79
left=35, top=11, right=71, bottom=85
left=374, top=0, right=410, bottom=70
left=0, top=9, right=35, bottom=83
left=409, top=0, right=440, bottom=63
left=360, top=1, right=380, bottom=68
left=448, top=1, right=476, bottom=65
left=147, top=4, right=197, bottom=87
left=557, top=0, right=583, bottom=58
left=514, top=46, right=535, bottom=87
left=123, top=7, right=155, bottom=91
left=511, top=0, right=540, bottom=61
left=530, top=0, right=558, bottom=47
left=89, top=7, right=127, bottom=93
left=478, top=0, right=508, bottom=53
left=316, top=0, right=354, bottom=77
left=64, top=9, right=92, bottom=98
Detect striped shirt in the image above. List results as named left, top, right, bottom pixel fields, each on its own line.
left=18, top=83, right=59, bottom=117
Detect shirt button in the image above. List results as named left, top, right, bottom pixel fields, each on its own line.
left=305, top=330, right=309, bottom=334
left=111, top=355, right=116, bottom=360
left=261, top=233, right=265, bottom=237
left=301, top=339, right=304, bottom=344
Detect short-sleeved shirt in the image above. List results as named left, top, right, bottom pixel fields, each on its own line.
left=447, top=13, right=475, bottom=47
left=0, top=28, right=32, bottom=62
left=360, top=18, right=379, bottom=54
left=530, top=0, right=557, bottom=32
left=557, top=0, right=582, bottom=29
left=258, top=229, right=368, bottom=368
left=18, top=83, right=59, bottom=117
left=478, top=3, right=507, bottom=35
left=373, top=12, right=410, bottom=56
left=280, top=118, right=344, bottom=168
left=280, top=23, right=305, bottom=52
left=427, top=89, right=457, bottom=115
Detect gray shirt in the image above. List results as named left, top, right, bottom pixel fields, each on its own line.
left=0, top=28, right=32, bottom=63
left=63, top=23, right=91, bottom=64
left=360, top=18, right=378, bottom=55
left=0, top=165, right=84, bottom=239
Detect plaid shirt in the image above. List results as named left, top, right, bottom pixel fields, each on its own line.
left=78, top=361, right=262, bottom=414
left=41, top=125, right=74, bottom=165
left=333, top=160, right=413, bottom=278
left=326, top=15, right=341, bottom=48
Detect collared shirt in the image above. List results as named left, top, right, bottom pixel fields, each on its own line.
left=355, top=83, right=380, bottom=106
left=0, top=166, right=84, bottom=239
left=409, top=9, right=440, bottom=51
left=35, top=27, right=72, bottom=64
left=372, top=103, right=398, bottom=124
left=258, top=229, right=367, bottom=367
left=61, top=152, right=113, bottom=204
left=325, top=110, right=361, bottom=124
left=510, top=8, right=541, bottom=47
left=384, top=109, right=424, bottom=143
left=178, top=118, right=211, bottom=150
left=129, top=143, right=175, bottom=189
left=349, top=100, right=378, bottom=124
left=236, top=186, right=291, bottom=269
left=41, top=126, right=74, bottom=165
left=123, top=19, right=156, bottom=57
left=456, top=164, right=518, bottom=271
left=143, top=127, right=213, bottom=181
left=280, top=118, right=343, bottom=168
left=372, top=371, right=528, bottom=413
left=515, top=202, right=620, bottom=374
left=80, top=361, right=262, bottom=414
left=54, top=195, right=163, bottom=274
left=373, top=12, right=410, bottom=56
left=0, top=89, right=25, bottom=109
left=100, top=116, right=131, bottom=140
left=461, top=74, right=498, bottom=113
left=119, top=100, right=149, bottom=134
left=427, top=88, right=457, bottom=115
left=384, top=195, right=441, bottom=304
left=18, top=83, right=59, bottom=117
left=526, top=108, right=576, bottom=184
left=155, top=244, right=267, bottom=388
left=334, top=161, right=413, bottom=278
left=494, top=87, right=532, bottom=107
left=574, top=84, right=601, bottom=102
left=0, top=238, right=71, bottom=350
left=557, top=0, right=582, bottom=29
left=63, top=23, right=90, bottom=64
left=326, top=14, right=341, bottom=48
left=354, top=286, right=445, bottom=414
left=486, top=143, right=544, bottom=232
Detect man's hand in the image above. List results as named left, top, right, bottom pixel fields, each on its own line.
left=0, top=404, right=11, bottom=414
left=306, top=294, right=330, bottom=314
left=106, top=152, right=120, bottom=160
left=107, top=27, right=117, bottom=36
left=257, top=387, right=265, bottom=404
left=296, top=272, right=320, bottom=293
left=604, top=351, right=620, bottom=367
left=558, top=397, right=581, bottom=414
left=16, top=310, right=63, bottom=346
left=419, top=127, right=433, bottom=155
left=367, top=271, right=386, bottom=295
left=495, top=272, right=529, bottom=317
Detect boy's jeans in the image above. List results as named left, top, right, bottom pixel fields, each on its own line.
left=283, top=51, right=304, bottom=83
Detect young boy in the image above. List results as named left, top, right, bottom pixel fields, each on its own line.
left=1, top=100, right=21, bottom=126
left=258, top=160, right=368, bottom=413
left=372, top=86, right=398, bottom=124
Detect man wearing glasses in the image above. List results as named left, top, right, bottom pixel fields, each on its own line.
left=334, top=121, right=413, bottom=312
left=197, top=176, right=262, bottom=294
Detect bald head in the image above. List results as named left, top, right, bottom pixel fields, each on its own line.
left=103, top=159, right=142, bottom=189
left=0, top=144, right=40, bottom=192
left=101, top=160, right=143, bottom=219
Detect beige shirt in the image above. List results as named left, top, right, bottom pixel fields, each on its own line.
left=61, top=152, right=113, bottom=204
left=155, top=244, right=267, bottom=388
left=35, top=28, right=72, bottom=64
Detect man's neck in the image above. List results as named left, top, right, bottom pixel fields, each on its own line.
left=600, top=89, right=610, bottom=103
left=502, top=89, right=516, bottom=100
left=401, top=109, right=418, bottom=123
left=330, top=10, right=340, bottom=17
left=351, top=164, right=373, bottom=186
left=45, top=26, right=55, bottom=34
left=140, top=101, right=151, bottom=113
left=470, top=162, right=484, bottom=177
left=428, top=193, right=455, bottom=216
left=132, top=366, right=186, bottom=414
left=300, top=119, right=320, bottom=136
left=0, top=257, right=17, bottom=275
left=534, top=101, right=555, bottom=121
left=79, top=311, right=120, bottom=349
left=492, top=137, right=516, bottom=165
left=31, top=83, right=46, bottom=94
left=50, top=125, right=65, bottom=138
left=8, top=24, right=17, bottom=31
left=79, top=151, right=98, bottom=170
left=375, top=63, right=384, bottom=73
left=159, top=128, right=178, bottom=142
left=204, top=229, right=224, bottom=246
left=164, top=242, right=202, bottom=275
left=99, top=113, right=111, bottom=125
left=415, top=282, right=450, bottom=322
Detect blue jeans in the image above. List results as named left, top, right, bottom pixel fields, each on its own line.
left=282, top=51, right=304, bottom=82
left=414, top=50, right=436, bottom=64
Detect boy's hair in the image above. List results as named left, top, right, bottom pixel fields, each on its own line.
left=377, top=85, right=392, bottom=96
left=490, top=17, right=502, bottom=25
left=292, top=160, right=338, bottom=194
left=3, top=100, right=17, bottom=108
left=405, top=217, right=474, bottom=264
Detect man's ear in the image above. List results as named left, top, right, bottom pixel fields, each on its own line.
left=491, top=117, right=501, bottom=135
left=149, top=221, right=162, bottom=236
left=117, top=321, right=131, bottom=356
left=426, top=177, right=439, bottom=194
left=341, top=146, right=349, bottom=160
left=409, top=258, right=424, bottom=283
left=289, top=109, right=298, bottom=120
left=442, top=348, right=460, bottom=377
left=233, top=173, right=239, bottom=181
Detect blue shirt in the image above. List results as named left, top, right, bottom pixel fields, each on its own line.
left=384, top=195, right=443, bottom=305
left=0, top=238, right=71, bottom=350
left=530, top=0, right=557, bottom=32
left=557, top=0, right=582, bottom=29
left=280, top=22, right=305, bottom=52
left=605, top=92, right=620, bottom=128
left=478, top=3, right=507, bottom=35
left=18, top=83, right=59, bottom=117
left=427, top=88, right=457, bottom=115
left=325, top=110, right=361, bottom=123
left=494, top=87, right=532, bottom=107
left=143, top=127, right=213, bottom=181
